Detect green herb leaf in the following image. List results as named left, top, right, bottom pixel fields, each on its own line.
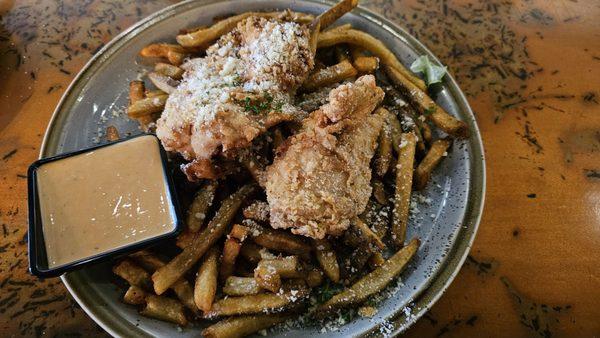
left=410, top=55, right=447, bottom=87
left=314, top=279, right=344, bottom=304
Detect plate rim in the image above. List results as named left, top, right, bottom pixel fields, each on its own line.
left=38, top=0, right=486, bottom=336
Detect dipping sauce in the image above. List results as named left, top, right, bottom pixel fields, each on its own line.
left=36, top=135, right=176, bottom=268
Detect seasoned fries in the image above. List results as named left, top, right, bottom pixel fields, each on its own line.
left=415, top=138, right=452, bottom=190
left=223, top=276, right=262, bottom=296
left=141, top=295, right=187, bottom=326
left=115, top=0, right=471, bottom=333
left=318, top=29, right=426, bottom=90
left=203, top=314, right=292, bottom=338
left=152, top=184, right=257, bottom=295
left=385, top=65, right=468, bottom=138
left=302, top=60, right=357, bottom=91
left=316, top=238, right=419, bottom=316
left=313, top=239, right=340, bottom=283
left=392, top=132, right=417, bottom=247
left=187, top=181, right=218, bottom=233
left=204, top=288, right=309, bottom=318
left=194, top=246, right=220, bottom=313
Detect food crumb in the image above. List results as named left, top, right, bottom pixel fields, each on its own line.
left=358, top=306, right=378, bottom=317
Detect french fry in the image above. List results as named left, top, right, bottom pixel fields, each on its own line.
left=139, top=43, right=188, bottom=65
left=313, top=239, right=340, bottom=283
left=351, top=46, right=379, bottom=73
left=177, top=12, right=313, bottom=48
left=318, top=29, right=426, bottom=90
left=175, top=229, right=194, bottom=249
left=249, top=223, right=312, bottom=260
left=204, top=288, right=308, bottom=318
left=371, top=179, right=388, bottom=205
left=316, top=0, right=358, bottom=30
left=123, top=285, right=147, bottom=305
left=152, top=184, right=257, bottom=295
left=113, top=259, right=152, bottom=290
left=308, top=18, right=321, bottom=57
left=323, top=23, right=352, bottom=33
left=187, top=180, right=218, bottom=233
left=230, top=224, right=250, bottom=241
left=145, top=89, right=167, bottom=98
left=220, top=236, right=242, bottom=282
left=194, top=246, right=220, bottom=313
left=316, top=238, right=420, bottom=316
left=272, top=127, right=285, bottom=150
left=127, top=95, right=168, bottom=118
left=302, top=60, right=357, bottom=91
left=255, top=256, right=304, bottom=292
left=374, top=120, right=393, bottom=177
left=148, top=72, right=179, bottom=94
left=155, top=62, right=184, bottom=79
left=128, top=250, right=199, bottom=314
left=352, top=217, right=386, bottom=250
left=141, top=295, right=188, bottom=326
left=392, top=132, right=417, bottom=247
left=379, top=107, right=404, bottom=155
left=242, top=201, right=270, bottom=223
left=240, top=242, right=262, bottom=264
left=414, top=138, right=451, bottom=190
left=306, top=268, right=324, bottom=287
left=105, top=125, right=120, bottom=142
left=223, top=276, right=262, bottom=296
left=385, top=65, right=468, bottom=138
left=368, top=252, right=385, bottom=268
left=422, top=122, right=433, bottom=144
left=202, top=314, right=292, bottom=338
left=129, top=80, right=145, bottom=103
left=360, top=199, right=390, bottom=239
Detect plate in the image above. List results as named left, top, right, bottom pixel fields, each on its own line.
left=40, top=0, right=485, bottom=336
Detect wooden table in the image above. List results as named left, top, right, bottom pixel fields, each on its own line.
left=1, top=0, right=598, bottom=336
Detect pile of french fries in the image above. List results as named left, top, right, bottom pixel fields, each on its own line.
left=111, top=0, right=469, bottom=336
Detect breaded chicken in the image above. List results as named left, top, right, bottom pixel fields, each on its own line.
left=265, top=75, right=385, bottom=239
left=156, top=16, right=314, bottom=180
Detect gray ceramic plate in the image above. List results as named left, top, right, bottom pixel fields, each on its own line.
left=40, top=0, right=485, bottom=336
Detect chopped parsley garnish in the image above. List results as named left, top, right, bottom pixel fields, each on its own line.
left=236, top=93, right=284, bottom=114
left=410, top=55, right=447, bottom=87
left=314, top=279, right=344, bottom=304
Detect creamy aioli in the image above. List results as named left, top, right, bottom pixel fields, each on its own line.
left=36, top=135, right=176, bottom=268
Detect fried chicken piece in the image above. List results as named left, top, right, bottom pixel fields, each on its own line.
left=156, top=16, right=314, bottom=180
left=265, top=75, right=385, bottom=239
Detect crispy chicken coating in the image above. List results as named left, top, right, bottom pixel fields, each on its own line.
left=265, top=75, right=385, bottom=239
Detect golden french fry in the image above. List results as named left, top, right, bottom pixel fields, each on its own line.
left=313, top=239, right=340, bottom=283
left=422, top=122, right=433, bottom=144
left=368, top=252, right=385, bottom=268
left=145, top=89, right=167, bottom=98
left=177, top=12, right=313, bottom=48
left=392, top=132, right=417, bottom=247
left=255, top=256, right=304, bottom=292
left=127, top=95, right=168, bottom=118
left=318, top=29, right=426, bottom=90
left=223, top=276, right=262, bottom=296
left=230, top=224, right=250, bottom=241
left=128, top=250, right=199, bottom=314
left=194, top=246, right=220, bottom=313
left=302, top=60, right=357, bottom=91
left=415, top=138, right=451, bottom=190
left=306, top=268, right=324, bottom=287
left=187, top=180, right=218, bottom=233
left=175, top=228, right=194, bottom=249
left=385, top=65, right=468, bottom=138
left=152, top=184, right=257, bottom=295
left=353, top=56, right=379, bottom=74
left=249, top=223, right=312, bottom=260
left=308, top=18, right=321, bottom=57
left=148, top=72, right=179, bottom=94
left=220, top=236, right=242, bottom=282
left=113, top=259, right=152, bottom=290
left=360, top=199, right=389, bottom=239
left=155, top=62, right=184, bottom=79
left=129, top=81, right=145, bottom=104
left=353, top=217, right=386, bottom=250
left=105, top=125, right=120, bottom=142
left=324, top=23, right=352, bottom=33
left=139, top=43, right=187, bottom=65
left=316, top=0, right=358, bottom=30
left=123, top=285, right=147, bottom=305
left=374, top=120, right=393, bottom=177
left=141, top=295, right=187, bottom=326
left=204, top=288, right=308, bottom=318
left=242, top=201, right=270, bottom=223
left=202, top=314, right=292, bottom=338
left=371, top=178, right=388, bottom=205
left=316, top=238, right=420, bottom=316
left=240, top=242, right=262, bottom=264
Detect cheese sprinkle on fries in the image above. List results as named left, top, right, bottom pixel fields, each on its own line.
left=115, top=0, right=469, bottom=336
